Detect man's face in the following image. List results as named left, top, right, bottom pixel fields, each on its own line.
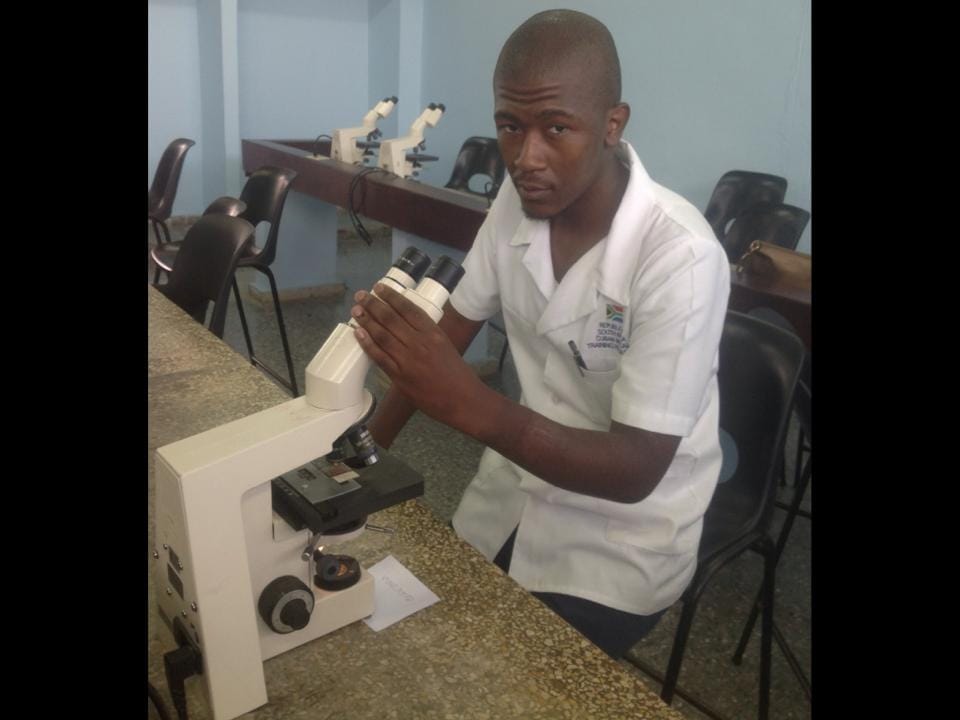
left=494, top=67, right=611, bottom=220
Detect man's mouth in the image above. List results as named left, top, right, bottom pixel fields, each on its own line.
left=516, top=182, right=552, bottom=201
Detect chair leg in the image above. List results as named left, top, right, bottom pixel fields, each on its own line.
left=792, top=427, right=806, bottom=487
left=152, top=218, right=172, bottom=246
left=151, top=220, right=173, bottom=285
left=261, top=266, right=299, bottom=396
left=758, top=540, right=775, bottom=720
left=232, top=277, right=256, bottom=358
left=237, top=267, right=299, bottom=396
left=661, top=594, right=701, bottom=705
left=733, top=455, right=811, bottom=667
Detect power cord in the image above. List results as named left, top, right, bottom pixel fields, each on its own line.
left=163, top=644, right=203, bottom=720
left=348, top=166, right=388, bottom=246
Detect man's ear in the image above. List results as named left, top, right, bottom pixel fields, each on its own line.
left=605, top=103, right=630, bottom=147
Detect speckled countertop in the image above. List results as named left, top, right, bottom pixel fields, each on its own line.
left=148, top=286, right=683, bottom=720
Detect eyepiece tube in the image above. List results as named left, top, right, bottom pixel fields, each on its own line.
left=423, top=255, right=465, bottom=293
left=393, top=246, right=431, bottom=283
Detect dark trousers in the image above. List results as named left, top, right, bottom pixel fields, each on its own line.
left=493, top=527, right=665, bottom=658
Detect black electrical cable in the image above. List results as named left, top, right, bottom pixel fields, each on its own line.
left=312, top=134, right=332, bottom=158
left=148, top=680, right=174, bottom=720
left=348, top=167, right=387, bottom=246
left=164, top=644, right=204, bottom=720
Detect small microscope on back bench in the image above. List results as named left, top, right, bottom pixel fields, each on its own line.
left=377, top=102, right=446, bottom=179
left=330, top=96, right=399, bottom=165
left=153, top=248, right=464, bottom=720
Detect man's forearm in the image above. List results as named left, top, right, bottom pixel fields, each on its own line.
left=453, top=382, right=679, bottom=504
left=367, top=388, right=417, bottom=449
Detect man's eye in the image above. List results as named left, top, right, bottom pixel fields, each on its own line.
left=548, top=125, right=567, bottom=135
left=497, top=124, right=519, bottom=134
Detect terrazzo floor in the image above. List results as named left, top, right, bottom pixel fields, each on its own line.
left=149, top=214, right=811, bottom=720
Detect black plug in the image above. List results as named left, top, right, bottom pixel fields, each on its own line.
left=163, top=643, right=203, bottom=720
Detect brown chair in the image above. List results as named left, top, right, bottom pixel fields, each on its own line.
left=721, top=202, right=810, bottom=263
left=158, top=214, right=255, bottom=339
left=148, top=138, right=196, bottom=248
left=704, top=171, right=787, bottom=243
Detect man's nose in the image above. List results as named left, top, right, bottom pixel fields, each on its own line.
left=514, top=132, right=547, bottom=173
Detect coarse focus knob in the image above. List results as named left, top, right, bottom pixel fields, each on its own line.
left=257, top=575, right=315, bottom=634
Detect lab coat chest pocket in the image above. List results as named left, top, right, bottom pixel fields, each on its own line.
left=543, top=347, right=618, bottom=426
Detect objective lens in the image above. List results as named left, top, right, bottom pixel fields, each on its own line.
left=346, top=425, right=379, bottom=466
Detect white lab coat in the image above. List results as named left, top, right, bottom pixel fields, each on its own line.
left=450, top=141, right=730, bottom=615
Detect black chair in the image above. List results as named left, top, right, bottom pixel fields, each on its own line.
left=445, top=138, right=509, bottom=368
left=625, top=311, right=805, bottom=720
left=732, top=350, right=812, bottom=704
left=445, top=137, right=505, bottom=200
left=149, top=138, right=196, bottom=248
left=151, top=195, right=247, bottom=285
left=153, top=167, right=299, bottom=395
left=158, top=214, right=255, bottom=339
left=721, top=202, right=810, bottom=263
left=230, top=166, right=299, bottom=396
left=704, top=171, right=787, bottom=243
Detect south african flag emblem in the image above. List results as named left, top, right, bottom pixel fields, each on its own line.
left=606, top=304, right=625, bottom=323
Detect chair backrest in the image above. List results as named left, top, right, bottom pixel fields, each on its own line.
left=444, top=137, right=506, bottom=198
left=721, top=202, right=810, bottom=263
left=148, top=138, right=196, bottom=223
left=238, top=166, right=298, bottom=267
left=159, top=214, right=255, bottom=338
left=708, top=312, right=805, bottom=540
left=203, top=196, right=247, bottom=218
left=704, top=170, right=787, bottom=242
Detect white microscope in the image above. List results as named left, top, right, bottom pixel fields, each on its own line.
left=153, top=247, right=464, bottom=720
left=377, top=102, right=446, bottom=179
left=330, top=96, right=398, bottom=165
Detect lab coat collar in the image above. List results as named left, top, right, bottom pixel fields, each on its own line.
left=508, top=141, right=656, bottom=334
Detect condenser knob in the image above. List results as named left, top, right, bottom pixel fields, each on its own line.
left=258, top=575, right=315, bottom=634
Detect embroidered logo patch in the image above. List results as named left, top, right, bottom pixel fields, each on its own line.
left=588, top=305, right=630, bottom=354
left=606, top=303, right=625, bottom=323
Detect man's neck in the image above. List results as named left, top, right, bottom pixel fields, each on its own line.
left=549, top=153, right=630, bottom=283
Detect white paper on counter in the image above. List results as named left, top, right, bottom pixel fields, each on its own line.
left=362, top=554, right=440, bottom=632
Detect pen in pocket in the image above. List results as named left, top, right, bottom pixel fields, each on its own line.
left=568, top=340, right=588, bottom=376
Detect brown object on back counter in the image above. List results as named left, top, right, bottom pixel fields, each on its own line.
left=729, top=242, right=811, bottom=350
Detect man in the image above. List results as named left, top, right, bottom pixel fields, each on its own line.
left=350, top=9, right=730, bottom=658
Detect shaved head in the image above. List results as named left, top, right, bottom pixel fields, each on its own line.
left=494, top=9, right=622, bottom=110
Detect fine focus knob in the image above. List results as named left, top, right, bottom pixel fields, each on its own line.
left=258, top=575, right=315, bottom=634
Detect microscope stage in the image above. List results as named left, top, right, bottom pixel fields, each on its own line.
left=271, top=450, right=424, bottom=535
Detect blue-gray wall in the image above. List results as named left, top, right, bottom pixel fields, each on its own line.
left=239, top=0, right=370, bottom=138
left=416, top=0, right=812, bottom=252
left=148, top=0, right=811, bottom=252
left=148, top=0, right=205, bottom=216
